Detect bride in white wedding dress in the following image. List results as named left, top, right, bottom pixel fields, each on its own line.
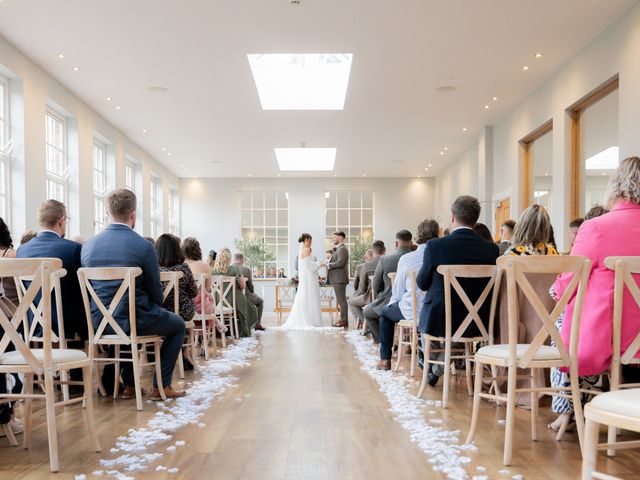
left=277, top=233, right=331, bottom=331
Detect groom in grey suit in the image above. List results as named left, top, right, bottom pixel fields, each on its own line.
left=327, top=231, right=350, bottom=328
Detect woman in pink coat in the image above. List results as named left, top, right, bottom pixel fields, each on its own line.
left=550, top=156, right=640, bottom=431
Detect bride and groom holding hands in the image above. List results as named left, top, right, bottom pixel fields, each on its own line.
left=278, top=231, right=350, bottom=331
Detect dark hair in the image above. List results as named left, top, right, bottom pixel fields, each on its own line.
left=585, top=205, right=609, bottom=220
left=502, top=219, right=516, bottom=231
left=395, top=229, right=412, bottom=243
left=569, top=218, right=584, bottom=229
left=298, top=233, right=312, bottom=243
left=372, top=240, right=386, bottom=255
left=451, top=195, right=481, bottom=226
left=20, top=230, right=37, bottom=246
left=415, top=219, right=439, bottom=244
left=208, top=249, right=217, bottom=261
left=443, top=227, right=450, bottom=236
left=333, top=231, right=346, bottom=239
left=181, top=237, right=203, bottom=261
left=473, top=223, right=494, bottom=243
left=548, top=224, right=557, bottom=248
left=0, top=217, right=12, bottom=249
left=155, top=234, right=184, bottom=267
left=144, top=236, right=155, bottom=244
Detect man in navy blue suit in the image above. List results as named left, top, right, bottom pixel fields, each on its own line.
left=413, top=196, right=499, bottom=386
left=81, top=189, right=186, bottom=400
left=17, top=200, right=88, bottom=342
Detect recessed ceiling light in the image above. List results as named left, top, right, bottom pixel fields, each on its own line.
left=247, top=53, right=353, bottom=110
left=363, top=173, right=366, bottom=177
left=167, top=152, right=171, bottom=156
left=435, top=85, right=456, bottom=93
left=105, top=97, right=112, bottom=102
left=484, top=105, right=490, bottom=109
left=544, top=172, right=549, bottom=176
left=535, top=53, right=543, bottom=58
left=492, top=96, right=498, bottom=101
left=142, top=129, right=147, bottom=133
left=72, top=66, right=79, bottom=71
left=57, top=54, right=65, bottom=59
left=248, top=174, right=252, bottom=177
left=162, top=148, right=166, bottom=152
left=334, top=174, right=337, bottom=177
left=428, top=163, right=432, bottom=167
left=522, top=65, right=529, bottom=71
left=180, top=163, right=184, bottom=167
left=115, top=105, right=121, bottom=110
left=462, top=127, right=468, bottom=132
left=275, top=147, right=336, bottom=171
left=424, top=167, right=429, bottom=171
left=277, top=174, right=281, bottom=177
left=146, top=86, right=169, bottom=94
left=417, top=176, right=421, bottom=178
left=439, top=151, right=444, bottom=155
left=444, top=147, right=448, bottom=151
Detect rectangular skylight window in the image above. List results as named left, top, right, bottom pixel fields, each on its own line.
left=275, top=148, right=336, bottom=171
left=586, top=146, right=619, bottom=170
left=248, top=54, right=353, bottom=110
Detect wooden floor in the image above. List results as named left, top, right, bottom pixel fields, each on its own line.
left=1, top=322, right=639, bottom=479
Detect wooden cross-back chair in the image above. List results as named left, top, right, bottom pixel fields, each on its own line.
left=393, top=271, right=420, bottom=377
left=274, top=284, right=296, bottom=326
left=194, top=272, right=219, bottom=357
left=77, top=267, right=166, bottom=411
left=466, top=255, right=591, bottom=465
left=212, top=275, right=239, bottom=339
left=319, top=286, right=340, bottom=322
left=417, top=265, right=501, bottom=407
left=0, top=258, right=99, bottom=472
left=160, top=271, right=198, bottom=378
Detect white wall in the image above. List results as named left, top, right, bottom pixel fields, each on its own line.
left=435, top=1, right=640, bottom=251
left=181, top=176, right=436, bottom=268
left=0, top=34, right=178, bottom=238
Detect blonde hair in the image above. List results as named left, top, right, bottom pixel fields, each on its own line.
left=512, top=204, right=551, bottom=247
left=38, top=200, right=66, bottom=228
left=607, top=156, right=640, bottom=206
left=213, top=247, right=232, bottom=274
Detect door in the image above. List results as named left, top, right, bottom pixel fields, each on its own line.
left=494, top=198, right=511, bottom=241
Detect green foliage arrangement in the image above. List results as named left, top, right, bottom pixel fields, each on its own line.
left=233, top=237, right=276, bottom=273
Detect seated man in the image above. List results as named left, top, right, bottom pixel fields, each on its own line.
left=415, top=196, right=499, bottom=386
left=233, top=253, right=265, bottom=331
left=348, top=241, right=386, bottom=329
left=81, top=189, right=186, bottom=400
left=377, top=219, right=439, bottom=370
left=497, top=219, right=515, bottom=255
left=363, top=230, right=413, bottom=343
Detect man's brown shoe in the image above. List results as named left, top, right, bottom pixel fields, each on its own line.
left=150, top=386, right=186, bottom=401
left=121, top=385, right=145, bottom=399
left=376, top=359, right=391, bottom=371
left=333, top=320, right=348, bottom=329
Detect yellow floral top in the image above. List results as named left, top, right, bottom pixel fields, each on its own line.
left=505, top=242, right=558, bottom=256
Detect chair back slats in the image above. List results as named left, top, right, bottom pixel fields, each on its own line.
left=212, top=275, right=235, bottom=311
left=319, top=286, right=335, bottom=308
left=409, top=270, right=418, bottom=326
left=0, top=258, right=61, bottom=372
left=605, top=257, right=640, bottom=365
left=437, top=264, right=501, bottom=342
left=160, top=271, right=184, bottom=315
left=77, top=267, right=142, bottom=345
left=497, top=255, right=591, bottom=368
left=276, top=285, right=295, bottom=308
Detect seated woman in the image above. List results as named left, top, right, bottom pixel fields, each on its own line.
left=550, top=156, right=640, bottom=432
left=504, top=204, right=558, bottom=256
left=156, top=234, right=197, bottom=323
left=210, top=248, right=257, bottom=337
left=181, top=237, right=213, bottom=314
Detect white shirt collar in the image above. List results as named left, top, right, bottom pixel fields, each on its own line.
left=451, top=226, right=473, bottom=233
left=40, top=229, right=61, bottom=238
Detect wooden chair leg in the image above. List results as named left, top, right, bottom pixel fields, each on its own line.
left=530, top=369, right=538, bottom=441
left=113, top=345, right=121, bottom=399
left=582, top=417, right=600, bottom=479
left=202, top=320, right=210, bottom=360
left=394, top=327, right=403, bottom=373
left=2, top=422, right=17, bottom=446
left=60, top=369, right=70, bottom=402
left=82, top=365, right=101, bottom=453
left=503, top=365, right=517, bottom=465
left=607, top=363, right=620, bottom=457
left=465, top=360, right=484, bottom=444
left=464, top=343, right=473, bottom=396
left=43, top=371, right=60, bottom=472
left=570, top=369, right=586, bottom=453
left=189, top=327, right=199, bottom=371
left=409, top=328, right=417, bottom=378
left=131, top=344, right=144, bottom=411
left=22, top=372, right=34, bottom=450
left=154, top=341, right=167, bottom=400
left=177, top=349, right=185, bottom=379
left=417, top=335, right=430, bottom=399
left=442, top=339, right=451, bottom=408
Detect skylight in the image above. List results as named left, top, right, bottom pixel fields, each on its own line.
left=275, top=148, right=336, bottom=171
left=247, top=54, right=353, bottom=110
left=586, top=146, right=619, bottom=170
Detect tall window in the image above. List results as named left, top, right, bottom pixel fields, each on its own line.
left=0, top=75, right=9, bottom=221
left=125, top=160, right=135, bottom=191
left=240, top=191, right=289, bottom=278
left=325, top=191, right=374, bottom=275
left=45, top=109, right=68, bottom=202
left=149, top=175, right=162, bottom=239
left=92, top=140, right=108, bottom=233
left=521, top=121, right=553, bottom=216
left=168, top=188, right=180, bottom=235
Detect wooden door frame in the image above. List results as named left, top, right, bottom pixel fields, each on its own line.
left=519, top=119, right=553, bottom=212
left=492, top=188, right=512, bottom=238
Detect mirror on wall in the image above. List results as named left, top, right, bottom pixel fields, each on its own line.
left=530, top=128, right=554, bottom=216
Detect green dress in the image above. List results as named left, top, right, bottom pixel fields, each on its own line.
left=211, top=264, right=258, bottom=337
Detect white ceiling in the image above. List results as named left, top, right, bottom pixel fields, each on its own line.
left=0, top=0, right=634, bottom=178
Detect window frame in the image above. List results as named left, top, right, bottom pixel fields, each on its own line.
left=45, top=108, right=69, bottom=204
left=149, top=174, right=162, bottom=239
left=92, top=139, right=108, bottom=233
left=0, top=75, right=10, bottom=223
left=168, top=187, right=180, bottom=235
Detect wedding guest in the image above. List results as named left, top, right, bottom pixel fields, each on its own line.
left=497, top=220, right=516, bottom=255
left=568, top=217, right=584, bottom=247
left=0, top=218, right=18, bottom=305
left=550, top=158, right=640, bottom=431
left=348, top=240, right=386, bottom=330
left=505, top=205, right=557, bottom=256
left=585, top=205, right=609, bottom=220
left=82, top=189, right=186, bottom=400
left=233, top=253, right=266, bottom=331
left=363, top=230, right=413, bottom=343
left=18, top=230, right=37, bottom=246
left=211, top=248, right=257, bottom=337
left=473, top=223, right=495, bottom=243
left=377, top=219, right=439, bottom=370
left=156, top=234, right=197, bottom=323
left=182, top=237, right=214, bottom=315
left=416, top=196, right=499, bottom=386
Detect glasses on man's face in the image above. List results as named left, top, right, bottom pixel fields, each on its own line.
left=63, top=216, right=71, bottom=223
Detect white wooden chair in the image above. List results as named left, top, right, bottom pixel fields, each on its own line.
left=0, top=258, right=100, bottom=472
left=603, top=256, right=640, bottom=453
left=274, top=284, right=296, bottom=326
left=159, top=271, right=198, bottom=379
left=361, top=274, right=376, bottom=332
left=194, top=272, right=219, bottom=357
left=417, top=265, right=501, bottom=407
left=393, top=271, right=420, bottom=377
left=466, top=255, right=591, bottom=465
left=213, top=275, right=238, bottom=339
left=77, top=267, right=166, bottom=411
left=319, top=286, right=340, bottom=322
left=582, top=388, right=640, bottom=479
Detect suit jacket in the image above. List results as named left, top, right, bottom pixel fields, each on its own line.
left=81, top=224, right=166, bottom=334
left=417, top=228, right=499, bottom=337
left=353, top=258, right=380, bottom=297
left=237, top=265, right=254, bottom=294
left=327, top=244, right=349, bottom=285
left=368, top=247, right=412, bottom=316
left=16, top=231, right=88, bottom=339
left=498, top=240, right=511, bottom=256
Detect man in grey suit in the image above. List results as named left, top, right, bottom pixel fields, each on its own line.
left=363, top=230, right=413, bottom=343
left=348, top=241, right=386, bottom=329
left=326, top=231, right=350, bottom=328
left=233, top=253, right=266, bottom=331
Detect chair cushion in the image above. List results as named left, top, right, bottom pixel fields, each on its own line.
left=476, top=344, right=561, bottom=361
left=591, top=389, right=640, bottom=419
left=0, top=348, right=88, bottom=365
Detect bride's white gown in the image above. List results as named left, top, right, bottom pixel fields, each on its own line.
left=278, top=252, right=324, bottom=330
